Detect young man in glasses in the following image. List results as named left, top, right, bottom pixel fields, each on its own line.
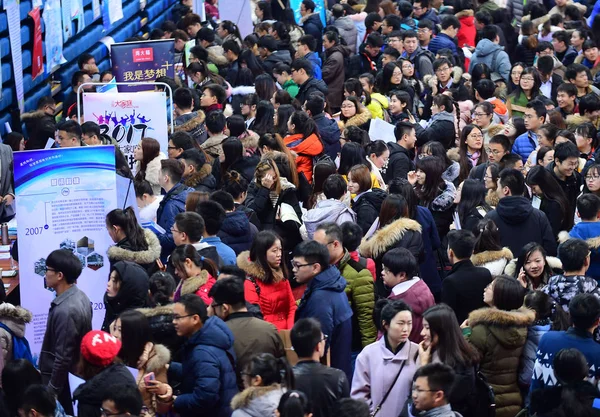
left=411, top=364, right=458, bottom=417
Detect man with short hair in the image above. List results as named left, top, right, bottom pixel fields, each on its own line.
left=101, top=384, right=144, bottom=417
left=21, top=96, right=56, bottom=150
left=552, top=31, right=578, bottom=67
left=574, top=94, right=600, bottom=126
left=569, top=194, right=600, bottom=281
left=512, top=99, right=546, bottom=162
left=196, top=26, right=228, bottom=68
left=200, top=84, right=227, bottom=115
left=469, top=135, right=511, bottom=181
left=134, top=179, right=164, bottom=223
left=300, top=0, right=324, bottom=52
left=413, top=0, right=440, bottom=24
left=548, top=141, right=583, bottom=220
left=40, top=249, right=93, bottom=414
left=556, top=83, right=579, bottom=118
left=182, top=13, right=202, bottom=38
left=258, top=35, right=292, bottom=73
left=77, top=53, right=99, bottom=78
left=387, top=30, right=404, bottom=54
left=211, top=190, right=257, bottom=255
left=201, top=110, right=227, bottom=158
left=442, top=230, right=493, bottom=323
left=380, top=46, right=400, bottom=67
left=156, top=159, right=194, bottom=261
left=341, top=222, right=376, bottom=280
left=427, top=15, right=460, bottom=57
left=80, top=121, right=106, bottom=146
left=386, top=121, right=416, bottom=182
left=173, top=87, right=208, bottom=145
left=150, top=294, right=238, bottom=417
left=305, top=93, right=341, bottom=159
left=208, top=276, right=285, bottom=389
left=179, top=149, right=216, bottom=193
left=402, top=30, right=434, bottom=78
left=222, top=40, right=244, bottom=86
left=468, top=25, right=511, bottom=83
left=20, top=385, right=58, bottom=417
left=293, top=241, right=353, bottom=379
left=314, top=223, right=377, bottom=348
left=171, top=211, right=223, bottom=267
left=397, top=1, right=417, bottom=30
left=291, top=318, right=350, bottom=417
left=530, top=293, right=600, bottom=394
left=357, top=32, right=384, bottom=76
left=537, top=55, right=563, bottom=103
left=332, top=4, right=358, bottom=53
left=291, top=59, right=328, bottom=106
left=412, top=364, right=459, bottom=417
left=168, top=131, right=196, bottom=159
left=565, top=63, right=600, bottom=97
left=485, top=169, right=557, bottom=255
left=56, top=120, right=82, bottom=148
left=296, top=35, right=322, bottom=80
left=499, top=153, right=525, bottom=172
left=381, top=14, right=401, bottom=36
left=195, top=200, right=237, bottom=265
left=64, top=71, right=92, bottom=115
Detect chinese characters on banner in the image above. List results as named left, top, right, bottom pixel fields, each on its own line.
left=29, top=8, right=44, bottom=80
left=82, top=92, right=168, bottom=173
left=111, top=39, right=175, bottom=92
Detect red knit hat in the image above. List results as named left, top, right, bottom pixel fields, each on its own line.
left=80, top=330, right=122, bottom=367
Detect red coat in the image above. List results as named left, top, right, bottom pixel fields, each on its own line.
left=457, top=10, right=476, bottom=70
left=238, top=252, right=297, bottom=330
left=388, top=279, right=435, bottom=343
left=174, top=271, right=216, bottom=305
left=284, top=133, right=324, bottom=184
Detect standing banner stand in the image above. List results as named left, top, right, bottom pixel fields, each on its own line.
left=14, top=146, right=118, bottom=359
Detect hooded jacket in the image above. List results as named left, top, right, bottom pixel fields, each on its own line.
left=102, top=261, right=149, bottom=332
left=469, top=39, right=511, bottom=83
left=456, top=10, right=476, bottom=49
left=174, top=111, right=208, bottom=145
left=168, top=316, right=239, bottom=417
left=337, top=109, right=371, bottom=132
left=107, top=229, right=161, bottom=271
left=296, top=266, right=353, bottom=378
left=389, top=279, right=435, bottom=343
left=415, top=111, right=456, bottom=149
left=137, top=305, right=184, bottom=361
left=174, top=270, right=217, bottom=306
left=302, top=199, right=356, bottom=240
left=237, top=251, right=297, bottom=330
left=231, top=384, right=285, bottom=417
left=385, top=142, right=415, bottom=184
left=301, top=13, right=324, bottom=52
left=543, top=274, right=600, bottom=314
left=334, top=16, right=358, bottom=53
left=184, top=163, right=217, bottom=192
left=296, top=77, right=329, bottom=107
left=284, top=133, right=324, bottom=183
left=405, top=47, right=435, bottom=79
left=218, top=210, right=256, bottom=255
left=352, top=188, right=388, bottom=236
left=157, top=183, right=194, bottom=261
left=568, top=223, right=600, bottom=281
left=74, top=363, right=137, bottom=417
left=323, top=44, right=352, bottom=109
left=470, top=247, right=513, bottom=277
left=0, top=303, right=32, bottom=366
left=359, top=218, right=424, bottom=298
left=467, top=306, right=535, bottom=417
left=21, top=110, right=56, bottom=150
left=312, top=113, right=341, bottom=160
left=485, top=196, right=557, bottom=256
left=304, top=51, right=323, bottom=80
left=415, top=8, right=440, bottom=24
left=262, top=50, right=293, bottom=73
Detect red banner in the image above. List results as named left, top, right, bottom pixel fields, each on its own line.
left=29, top=8, right=43, bottom=80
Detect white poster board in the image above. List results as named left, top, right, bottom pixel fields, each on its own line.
left=218, top=0, right=253, bottom=38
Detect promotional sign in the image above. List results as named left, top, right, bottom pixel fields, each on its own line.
left=111, top=39, right=175, bottom=92
left=43, top=0, right=67, bottom=72
left=289, top=0, right=326, bottom=27
left=29, top=8, right=44, bottom=80
left=15, top=146, right=118, bottom=358
left=82, top=92, right=168, bottom=172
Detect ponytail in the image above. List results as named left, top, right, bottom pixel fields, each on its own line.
left=170, top=244, right=219, bottom=279
left=106, top=208, right=148, bottom=251
left=277, top=391, right=312, bottom=417
left=244, top=353, right=295, bottom=388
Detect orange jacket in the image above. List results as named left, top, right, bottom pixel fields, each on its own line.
left=284, top=133, right=324, bottom=183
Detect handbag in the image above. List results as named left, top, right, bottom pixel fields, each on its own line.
left=371, top=346, right=410, bottom=417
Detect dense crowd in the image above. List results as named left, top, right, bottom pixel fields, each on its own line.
left=3, top=0, right=600, bottom=416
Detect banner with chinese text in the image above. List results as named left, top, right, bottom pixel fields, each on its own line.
left=111, top=39, right=175, bottom=92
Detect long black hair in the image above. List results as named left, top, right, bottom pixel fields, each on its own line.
left=251, top=100, right=275, bottom=136
left=457, top=179, right=491, bottom=227
left=244, top=353, right=294, bottom=388
left=338, top=142, right=369, bottom=176
left=289, top=111, right=320, bottom=139
left=221, top=137, right=244, bottom=178
left=388, top=178, right=418, bottom=220
left=473, top=219, right=503, bottom=253
left=170, top=244, right=219, bottom=279
left=524, top=290, right=569, bottom=330
left=421, top=141, right=452, bottom=171
left=106, top=207, right=148, bottom=250
left=415, top=156, right=446, bottom=206
left=526, top=165, right=572, bottom=230
left=513, top=242, right=554, bottom=287
left=249, top=231, right=289, bottom=283
left=118, top=309, right=153, bottom=367
left=275, top=104, right=295, bottom=137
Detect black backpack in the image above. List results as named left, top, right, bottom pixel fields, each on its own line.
left=471, top=369, right=496, bottom=417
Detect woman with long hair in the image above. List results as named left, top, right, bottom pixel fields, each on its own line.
left=455, top=179, right=492, bottom=233
left=103, top=261, right=149, bottom=333
left=409, top=156, right=457, bottom=240
left=415, top=94, right=457, bottom=150
left=465, top=275, right=535, bottom=417
left=238, top=231, right=296, bottom=330
left=508, top=62, right=526, bottom=93
left=471, top=219, right=513, bottom=275
left=274, top=104, right=295, bottom=139
left=352, top=299, right=420, bottom=417
left=337, top=96, right=372, bottom=132
left=186, top=61, right=225, bottom=90
left=226, top=114, right=260, bottom=156
left=375, top=62, right=414, bottom=99
left=106, top=207, right=160, bottom=270
left=339, top=142, right=380, bottom=189
left=280, top=8, right=304, bottom=50
left=133, top=138, right=166, bottom=195
left=231, top=353, right=294, bottom=417
left=508, top=66, right=542, bottom=117
left=526, top=165, right=573, bottom=237
left=366, top=140, right=390, bottom=191
left=217, top=20, right=243, bottom=47
left=514, top=20, right=539, bottom=67
left=113, top=310, right=170, bottom=417
left=456, top=125, right=488, bottom=182
left=270, top=21, right=296, bottom=58
left=419, top=141, right=460, bottom=185
left=420, top=304, right=479, bottom=417
left=307, top=159, right=338, bottom=209
left=283, top=111, right=324, bottom=183
left=250, top=100, right=275, bottom=137
left=484, top=162, right=500, bottom=207
left=537, top=146, right=555, bottom=168
left=221, top=136, right=259, bottom=183
left=170, top=244, right=218, bottom=304
left=255, top=74, right=278, bottom=102
left=348, top=164, right=388, bottom=235
left=255, top=1, right=274, bottom=23
left=508, top=242, right=560, bottom=290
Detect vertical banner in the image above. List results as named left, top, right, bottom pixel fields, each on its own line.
left=102, top=0, right=123, bottom=31
left=111, top=39, right=175, bottom=92
left=82, top=92, right=168, bottom=172
left=43, top=0, right=67, bottom=72
left=15, top=146, right=118, bottom=358
left=5, top=0, right=23, bottom=112
left=290, top=0, right=326, bottom=27
left=192, top=0, right=206, bottom=21
left=92, top=0, right=101, bottom=20
left=218, top=0, right=252, bottom=38
left=29, top=8, right=44, bottom=80
left=61, top=0, right=72, bottom=42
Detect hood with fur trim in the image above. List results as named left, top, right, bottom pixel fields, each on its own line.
left=231, top=384, right=284, bottom=412
left=184, top=163, right=214, bottom=188
left=486, top=188, right=499, bottom=207
left=455, top=9, right=474, bottom=18
left=142, top=343, right=171, bottom=373
left=107, top=229, right=161, bottom=265
left=447, top=147, right=460, bottom=162
left=0, top=303, right=32, bottom=338
left=359, top=218, right=422, bottom=259
left=21, top=109, right=50, bottom=121
left=566, top=113, right=595, bottom=131
left=504, top=256, right=563, bottom=276
left=174, top=111, right=206, bottom=134
left=240, top=130, right=259, bottom=154
left=137, top=305, right=174, bottom=318
left=338, top=109, right=371, bottom=129
left=469, top=306, right=535, bottom=347
left=180, top=270, right=210, bottom=296
left=471, top=247, right=513, bottom=267
left=237, top=251, right=285, bottom=283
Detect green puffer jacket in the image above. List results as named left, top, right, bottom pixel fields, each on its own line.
left=467, top=306, right=535, bottom=417
left=337, top=250, right=377, bottom=348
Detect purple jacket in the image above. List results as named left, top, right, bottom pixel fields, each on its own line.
left=351, top=337, right=419, bottom=417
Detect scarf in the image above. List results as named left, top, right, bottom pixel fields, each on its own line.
left=467, top=151, right=480, bottom=167
left=416, top=404, right=456, bottom=417
left=203, top=103, right=223, bottom=114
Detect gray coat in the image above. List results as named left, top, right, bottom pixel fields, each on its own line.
left=0, top=144, right=14, bottom=220
left=231, top=385, right=285, bottom=417
left=39, top=285, right=92, bottom=395
left=334, top=16, right=358, bottom=54
left=468, top=39, right=512, bottom=83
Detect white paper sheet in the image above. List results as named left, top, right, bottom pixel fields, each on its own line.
left=368, top=118, right=396, bottom=143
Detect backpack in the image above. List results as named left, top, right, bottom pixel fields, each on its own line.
left=471, top=369, right=496, bottom=417
left=0, top=322, right=34, bottom=363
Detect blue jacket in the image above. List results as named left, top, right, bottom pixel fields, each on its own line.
left=428, top=33, right=458, bottom=57
left=305, top=51, right=323, bottom=80
left=303, top=15, right=324, bottom=55
left=157, top=183, right=194, bottom=261
left=217, top=210, right=256, bottom=256
left=313, top=112, right=341, bottom=159
left=415, top=206, right=442, bottom=296
left=468, top=39, right=512, bottom=83
left=201, top=236, right=237, bottom=266
left=520, top=322, right=550, bottom=387
left=169, top=316, right=238, bottom=417
left=415, top=8, right=440, bottom=25
left=512, top=131, right=538, bottom=163
left=530, top=328, right=600, bottom=393
left=569, top=222, right=600, bottom=282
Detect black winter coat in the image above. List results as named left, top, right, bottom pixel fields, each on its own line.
left=351, top=188, right=388, bottom=236
left=218, top=210, right=258, bottom=255
left=414, top=117, right=456, bottom=149
left=228, top=155, right=260, bottom=183
left=293, top=360, right=350, bottom=417
left=302, top=14, right=324, bottom=52
left=138, top=305, right=185, bottom=362
left=296, top=77, right=328, bottom=106
left=313, top=113, right=341, bottom=160
left=485, top=196, right=557, bottom=257
left=385, top=142, right=415, bottom=183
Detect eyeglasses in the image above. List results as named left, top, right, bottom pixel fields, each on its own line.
left=485, top=148, right=503, bottom=155
left=520, top=76, right=535, bottom=82
left=210, top=302, right=223, bottom=309
left=173, top=314, right=196, bottom=321
left=44, top=267, right=57, bottom=274
left=586, top=175, right=600, bottom=180
left=170, top=227, right=183, bottom=234
left=413, top=6, right=423, bottom=10
left=167, top=146, right=179, bottom=150
left=469, top=133, right=484, bottom=139
left=435, top=66, right=450, bottom=73
left=472, top=112, right=489, bottom=118
left=291, top=261, right=316, bottom=269
left=321, top=334, right=329, bottom=342
left=417, top=28, right=430, bottom=33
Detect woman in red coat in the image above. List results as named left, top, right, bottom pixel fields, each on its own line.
left=283, top=111, right=324, bottom=184
left=237, top=230, right=296, bottom=330
left=455, top=0, right=476, bottom=70
left=171, top=244, right=217, bottom=305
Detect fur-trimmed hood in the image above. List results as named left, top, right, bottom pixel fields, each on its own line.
left=184, top=163, right=214, bottom=188
left=180, top=270, right=210, bottom=296
left=20, top=109, right=49, bottom=121
left=455, top=9, right=474, bottom=17
left=471, top=247, right=513, bottom=267
left=237, top=251, right=285, bottom=283
left=566, top=113, right=593, bottom=131
left=231, top=384, right=284, bottom=411
left=174, top=111, right=206, bottom=133
left=469, top=306, right=535, bottom=348
left=447, top=147, right=460, bottom=162
left=201, top=133, right=227, bottom=157
left=107, top=229, right=161, bottom=265
left=137, top=304, right=174, bottom=318
left=484, top=124, right=505, bottom=138
left=486, top=188, right=499, bottom=207
left=338, top=109, right=371, bottom=129
left=142, top=343, right=171, bottom=373
left=240, top=130, right=259, bottom=153
left=359, top=218, right=422, bottom=258
left=504, top=256, right=563, bottom=276
left=0, top=303, right=32, bottom=338
left=423, top=66, right=464, bottom=89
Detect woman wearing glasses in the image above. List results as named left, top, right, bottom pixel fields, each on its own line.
left=507, top=66, right=542, bottom=118
left=471, top=102, right=503, bottom=144
left=455, top=125, right=488, bottom=183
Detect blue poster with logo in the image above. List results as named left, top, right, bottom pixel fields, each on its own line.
left=111, top=39, right=175, bottom=92
left=289, top=0, right=326, bottom=27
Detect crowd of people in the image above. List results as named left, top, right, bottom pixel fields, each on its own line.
left=4, top=0, right=600, bottom=415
